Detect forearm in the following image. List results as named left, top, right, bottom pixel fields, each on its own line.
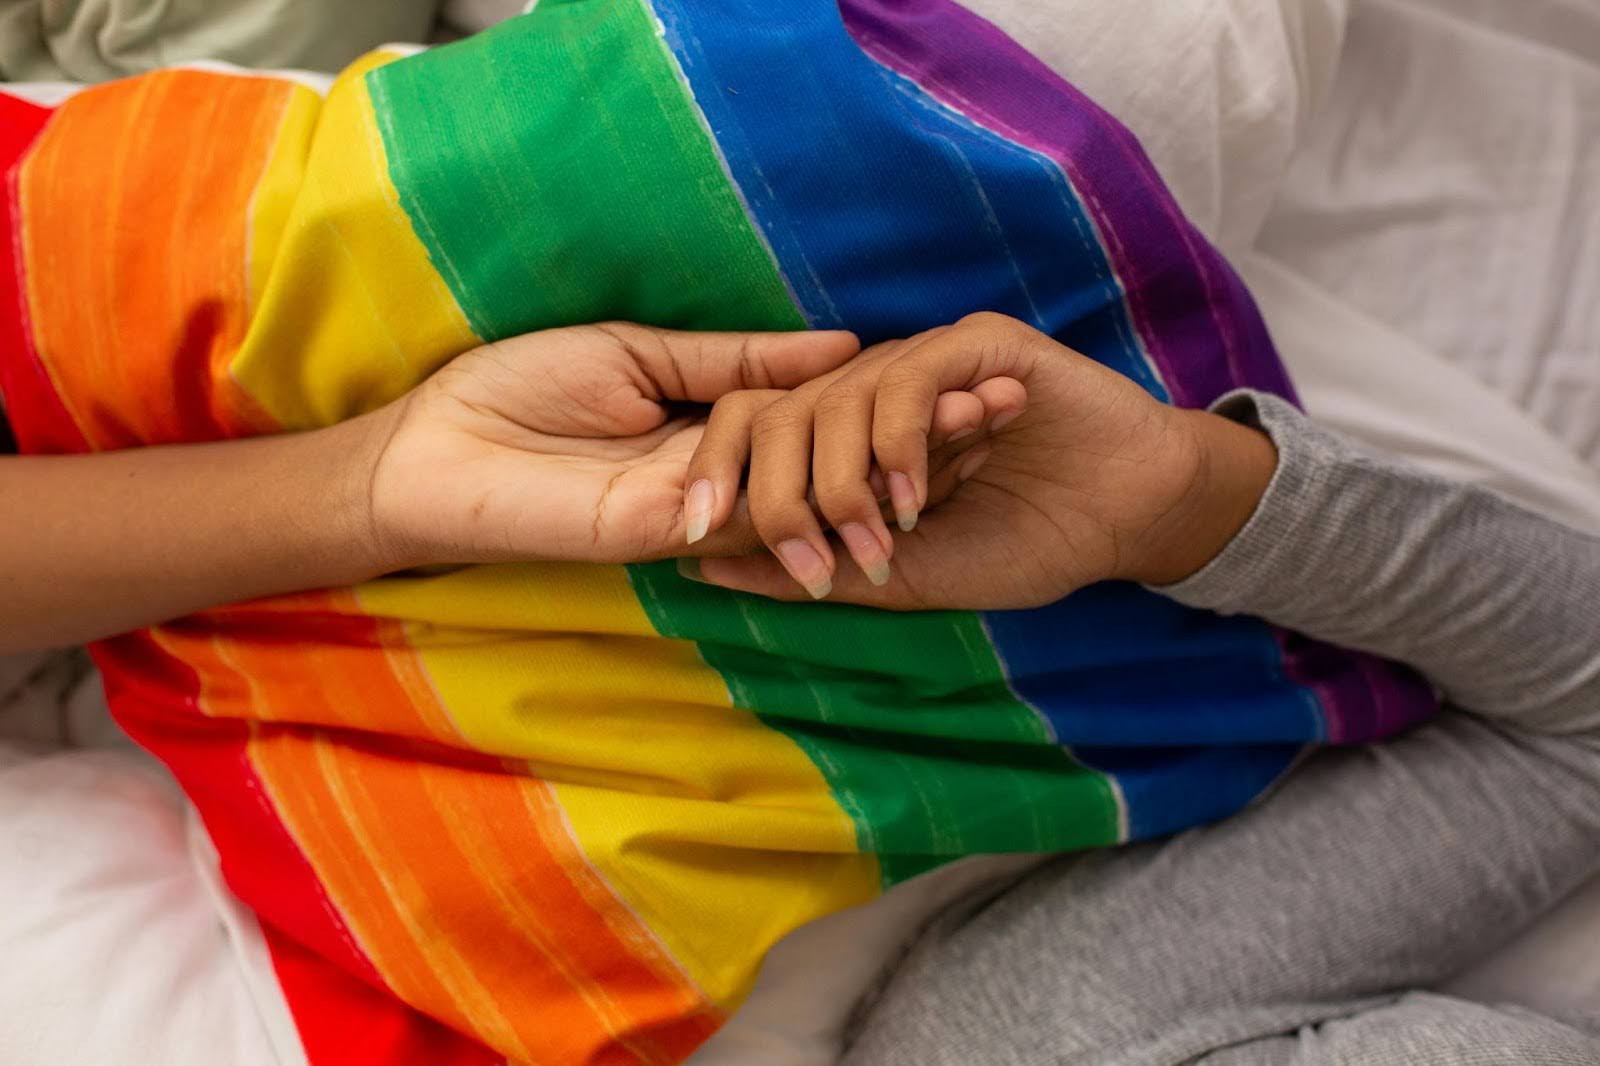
left=1159, top=391, right=1600, bottom=731
left=0, top=413, right=390, bottom=654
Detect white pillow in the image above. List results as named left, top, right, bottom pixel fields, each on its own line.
left=0, top=746, right=285, bottom=1066
left=962, top=0, right=1351, bottom=255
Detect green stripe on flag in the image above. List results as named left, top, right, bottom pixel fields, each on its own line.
left=368, top=0, right=1121, bottom=885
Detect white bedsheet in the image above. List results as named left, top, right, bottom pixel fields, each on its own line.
left=3, top=1, right=1597, bottom=1063
left=1261, top=0, right=1600, bottom=466
left=0, top=746, right=282, bottom=1066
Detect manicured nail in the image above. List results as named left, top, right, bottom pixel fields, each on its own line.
left=947, top=425, right=976, bottom=443
left=837, top=523, right=891, bottom=586
left=958, top=446, right=991, bottom=481
left=989, top=409, right=1021, bottom=432
left=775, top=539, right=833, bottom=599
left=684, top=479, right=715, bottom=545
left=676, top=557, right=704, bottom=582
left=887, top=471, right=919, bottom=532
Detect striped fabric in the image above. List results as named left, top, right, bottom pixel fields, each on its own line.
left=0, top=2, right=1436, bottom=1063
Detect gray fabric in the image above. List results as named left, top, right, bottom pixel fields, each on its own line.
left=843, top=392, right=1600, bottom=1065
left=0, top=0, right=441, bottom=82
left=1166, top=391, right=1600, bottom=734
left=1199, top=993, right=1600, bottom=1066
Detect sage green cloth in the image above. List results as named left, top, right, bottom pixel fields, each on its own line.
left=0, top=0, right=441, bottom=82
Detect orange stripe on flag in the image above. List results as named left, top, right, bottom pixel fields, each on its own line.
left=151, top=590, right=463, bottom=744
left=17, top=70, right=288, bottom=448
left=250, top=731, right=722, bottom=1064
left=156, top=591, right=720, bottom=1063
left=249, top=729, right=496, bottom=1052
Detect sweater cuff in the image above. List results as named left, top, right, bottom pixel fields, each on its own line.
left=1150, top=390, right=1345, bottom=615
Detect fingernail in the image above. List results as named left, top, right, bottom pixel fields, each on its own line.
left=887, top=471, right=919, bottom=532
left=838, top=523, right=891, bottom=586
left=775, top=539, right=833, bottom=599
left=676, top=557, right=705, bottom=582
left=684, top=479, right=715, bottom=545
left=958, top=446, right=991, bottom=481
left=947, top=426, right=975, bottom=443
left=989, top=409, right=1021, bottom=432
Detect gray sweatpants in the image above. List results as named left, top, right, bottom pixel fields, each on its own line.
left=844, top=394, right=1600, bottom=1065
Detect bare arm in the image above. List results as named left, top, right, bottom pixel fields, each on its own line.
left=0, top=415, right=382, bottom=653
left=0, top=324, right=861, bottom=654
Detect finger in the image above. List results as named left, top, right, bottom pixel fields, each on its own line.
left=682, top=390, right=782, bottom=545
left=592, top=322, right=861, bottom=402
left=747, top=395, right=837, bottom=599
left=673, top=494, right=767, bottom=558
left=679, top=441, right=990, bottom=604
left=680, top=553, right=911, bottom=609
left=916, top=434, right=989, bottom=512
left=927, top=381, right=1026, bottom=455
left=927, top=442, right=992, bottom=506
left=851, top=387, right=996, bottom=539
left=928, top=390, right=985, bottom=447
left=872, top=313, right=1043, bottom=528
left=682, top=445, right=988, bottom=609
left=805, top=367, right=895, bottom=586
left=968, top=376, right=1028, bottom=431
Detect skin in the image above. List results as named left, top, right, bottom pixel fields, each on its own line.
left=680, top=312, right=1279, bottom=608
left=0, top=313, right=1273, bottom=652
left=0, top=322, right=994, bottom=654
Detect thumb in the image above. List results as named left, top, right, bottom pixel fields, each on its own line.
left=591, top=321, right=860, bottom=402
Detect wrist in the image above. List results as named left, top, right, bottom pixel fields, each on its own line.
left=317, top=402, right=411, bottom=580
left=1126, top=407, right=1277, bottom=586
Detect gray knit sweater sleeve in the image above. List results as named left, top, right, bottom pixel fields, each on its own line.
left=1158, top=390, right=1600, bottom=733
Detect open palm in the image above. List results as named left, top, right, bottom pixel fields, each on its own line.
left=367, top=323, right=860, bottom=567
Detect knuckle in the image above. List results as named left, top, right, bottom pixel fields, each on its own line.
left=953, top=308, right=1004, bottom=329
left=749, top=500, right=805, bottom=545
left=708, top=391, right=753, bottom=422
left=813, top=474, right=870, bottom=525
left=750, top=400, right=806, bottom=444
left=957, top=310, right=1017, bottom=334
left=590, top=320, right=650, bottom=352
left=872, top=418, right=922, bottom=461
left=957, top=310, right=1042, bottom=353
left=710, top=389, right=777, bottom=429
left=735, top=334, right=768, bottom=390
left=877, top=358, right=930, bottom=395
left=811, top=383, right=862, bottom=421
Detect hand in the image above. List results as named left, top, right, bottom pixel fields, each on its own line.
left=680, top=338, right=1027, bottom=597
left=362, top=322, right=861, bottom=569
left=0, top=321, right=872, bottom=653
left=682, top=313, right=1277, bottom=609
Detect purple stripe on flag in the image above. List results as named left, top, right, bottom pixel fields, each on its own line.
left=837, top=0, right=1295, bottom=409
left=838, top=0, right=1436, bottom=742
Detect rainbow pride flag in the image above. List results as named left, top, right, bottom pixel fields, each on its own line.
left=0, top=2, right=1436, bottom=1062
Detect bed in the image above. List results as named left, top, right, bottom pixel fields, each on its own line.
left=2, top=1, right=1597, bottom=1063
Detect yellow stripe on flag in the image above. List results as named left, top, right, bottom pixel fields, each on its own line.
left=231, top=49, right=480, bottom=429
left=355, top=562, right=881, bottom=1007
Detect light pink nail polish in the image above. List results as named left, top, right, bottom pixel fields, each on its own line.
left=684, top=479, right=717, bottom=544
left=837, top=523, right=891, bottom=586
left=989, top=409, right=1021, bottom=432
left=775, top=539, right=833, bottom=599
left=887, top=471, right=919, bottom=532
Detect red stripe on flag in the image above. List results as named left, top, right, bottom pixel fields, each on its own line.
left=0, top=92, right=88, bottom=454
